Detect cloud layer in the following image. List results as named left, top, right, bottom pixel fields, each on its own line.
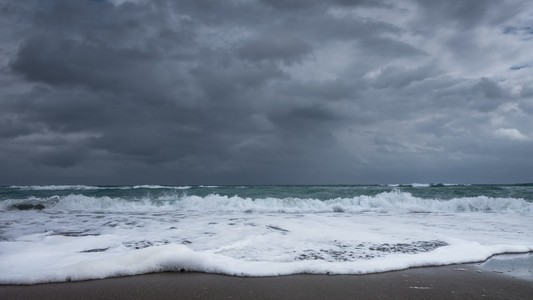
left=1, top=0, right=532, bottom=184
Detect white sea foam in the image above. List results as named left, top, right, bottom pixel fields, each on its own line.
left=0, top=208, right=532, bottom=284
left=1, top=241, right=531, bottom=284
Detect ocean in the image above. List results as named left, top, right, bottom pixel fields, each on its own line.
left=0, top=184, right=532, bottom=284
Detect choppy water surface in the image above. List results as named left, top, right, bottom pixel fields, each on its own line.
left=1, top=184, right=532, bottom=284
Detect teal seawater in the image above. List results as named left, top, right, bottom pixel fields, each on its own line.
left=2, top=184, right=532, bottom=202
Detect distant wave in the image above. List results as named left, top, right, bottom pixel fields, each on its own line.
left=131, top=185, right=191, bottom=190
left=3, top=191, right=531, bottom=213
left=387, top=183, right=470, bottom=188
left=429, top=183, right=471, bottom=187
left=9, top=185, right=103, bottom=191
left=9, top=185, right=192, bottom=191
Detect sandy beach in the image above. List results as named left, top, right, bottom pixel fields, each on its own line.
left=2, top=254, right=532, bottom=300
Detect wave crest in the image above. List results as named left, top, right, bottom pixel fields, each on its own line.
left=2, top=191, right=531, bottom=213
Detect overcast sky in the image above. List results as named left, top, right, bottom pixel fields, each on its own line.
left=1, top=0, right=532, bottom=185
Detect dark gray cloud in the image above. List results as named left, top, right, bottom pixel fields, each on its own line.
left=237, top=33, right=312, bottom=64
left=0, top=0, right=532, bottom=185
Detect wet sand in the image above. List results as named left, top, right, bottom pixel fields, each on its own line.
left=2, top=255, right=532, bottom=299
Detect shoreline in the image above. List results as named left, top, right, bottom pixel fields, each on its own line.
left=2, top=254, right=532, bottom=299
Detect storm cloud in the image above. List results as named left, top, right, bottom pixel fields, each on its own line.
left=0, top=0, right=532, bottom=184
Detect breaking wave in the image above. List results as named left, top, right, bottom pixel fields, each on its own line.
left=2, top=191, right=531, bottom=213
